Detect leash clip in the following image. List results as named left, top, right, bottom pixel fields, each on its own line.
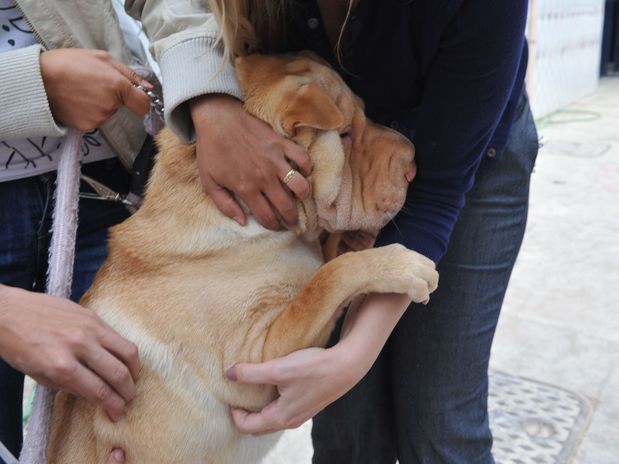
left=80, top=174, right=138, bottom=208
left=134, top=83, right=164, bottom=117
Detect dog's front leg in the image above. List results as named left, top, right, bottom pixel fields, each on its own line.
left=260, top=243, right=438, bottom=360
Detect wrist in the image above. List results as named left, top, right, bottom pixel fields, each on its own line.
left=189, top=93, right=242, bottom=127
left=324, top=344, right=367, bottom=384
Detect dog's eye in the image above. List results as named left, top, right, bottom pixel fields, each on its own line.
left=340, top=131, right=351, bottom=138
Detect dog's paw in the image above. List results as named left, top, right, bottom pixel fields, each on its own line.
left=367, top=244, right=439, bottom=304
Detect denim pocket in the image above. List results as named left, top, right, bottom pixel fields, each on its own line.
left=504, top=92, right=540, bottom=175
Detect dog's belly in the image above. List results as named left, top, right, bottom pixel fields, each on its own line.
left=51, top=363, right=280, bottom=463
left=49, top=301, right=287, bottom=463
left=59, top=239, right=324, bottom=463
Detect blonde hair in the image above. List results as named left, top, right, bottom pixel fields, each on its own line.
left=208, top=0, right=354, bottom=63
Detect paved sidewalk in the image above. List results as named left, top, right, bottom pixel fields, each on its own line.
left=268, top=77, right=619, bottom=463
left=490, top=77, right=619, bottom=463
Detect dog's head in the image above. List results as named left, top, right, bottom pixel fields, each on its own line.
left=235, top=54, right=415, bottom=235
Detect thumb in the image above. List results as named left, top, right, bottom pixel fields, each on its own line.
left=226, top=360, right=281, bottom=385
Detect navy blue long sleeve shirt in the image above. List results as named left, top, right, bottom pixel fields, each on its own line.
left=289, top=0, right=529, bottom=263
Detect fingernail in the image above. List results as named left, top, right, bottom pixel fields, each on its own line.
left=233, top=216, right=245, bottom=225
left=140, top=79, right=153, bottom=89
left=112, top=449, right=124, bottom=462
left=108, top=411, right=124, bottom=422
left=226, top=366, right=237, bottom=381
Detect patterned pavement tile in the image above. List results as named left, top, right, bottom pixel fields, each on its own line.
left=489, top=371, right=591, bottom=464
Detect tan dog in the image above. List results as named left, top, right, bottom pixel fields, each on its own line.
left=47, top=54, right=438, bottom=463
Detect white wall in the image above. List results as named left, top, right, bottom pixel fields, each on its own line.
left=527, top=0, right=606, bottom=118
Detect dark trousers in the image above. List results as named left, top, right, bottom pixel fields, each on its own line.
left=312, top=94, right=539, bottom=463
left=0, top=159, right=130, bottom=460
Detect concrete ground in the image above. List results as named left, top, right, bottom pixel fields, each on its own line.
left=268, top=77, right=619, bottom=463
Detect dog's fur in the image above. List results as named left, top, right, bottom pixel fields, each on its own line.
left=47, top=54, right=438, bottom=463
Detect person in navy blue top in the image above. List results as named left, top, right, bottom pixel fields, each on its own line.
left=185, top=0, right=539, bottom=462
left=286, top=0, right=531, bottom=264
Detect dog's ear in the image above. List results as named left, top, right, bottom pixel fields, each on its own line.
left=280, top=82, right=345, bottom=137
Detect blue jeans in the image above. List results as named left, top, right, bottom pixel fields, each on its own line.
left=0, top=158, right=130, bottom=460
left=312, top=94, right=539, bottom=463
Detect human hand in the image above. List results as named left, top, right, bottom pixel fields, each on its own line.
left=189, top=94, right=312, bottom=230
left=226, top=293, right=411, bottom=435
left=0, top=285, right=140, bottom=421
left=227, top=347, right=363, bottom=434
left=40, top=49, right=151, bottom=131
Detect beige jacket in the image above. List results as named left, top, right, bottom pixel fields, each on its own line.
left=0, top=0, right=242, bottom=169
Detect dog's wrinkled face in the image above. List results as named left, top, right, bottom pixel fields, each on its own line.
left=235, top=53, right=415, bottom=233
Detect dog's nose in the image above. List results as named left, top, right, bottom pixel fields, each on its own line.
left=405, top=162, right=417, bottom=183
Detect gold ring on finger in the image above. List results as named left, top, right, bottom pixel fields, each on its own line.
left=282, top=169, right=297, bottom=185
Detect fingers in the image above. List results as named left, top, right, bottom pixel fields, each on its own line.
left=231, top=400, right=308, bottom=435
left=63, top=363, right=126, bottom=421
left=254, top=142, right=309, bottom=226
left=263, top=182, right=299, bottom=226
left=82, top=346, right=135, bottom=405
left=109, top=60, right=151, bottom=117
left=231, top=405, right=279, bottom=436
left=100, top=330, right=140, bottom=383
left=117, top=79, right=151, bottom=117
left=260, top=148, right=310, bottom=226
left=107, top=449, right=125, bottom=463
left=110, top=59, right=143, bottom=87
left=201, top=174, right=246, bottom=225
left=282, top=140, right=312, bottom=177
left=226, top=361, right=280, bottom=385
left=279, top=165, right=310, bottom=203
left=243, top=193, right=281, bottom=230
left=280, top=139, right=311, bottom=201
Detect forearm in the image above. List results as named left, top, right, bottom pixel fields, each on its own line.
left=227, top=292, right=418, bottom=434
left=0, top=284, right=13, bottom=344
left=334, top=292, right=412, bottom=375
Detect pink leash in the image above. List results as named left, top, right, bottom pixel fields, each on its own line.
left=18, top=128, right=84, bottom=464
